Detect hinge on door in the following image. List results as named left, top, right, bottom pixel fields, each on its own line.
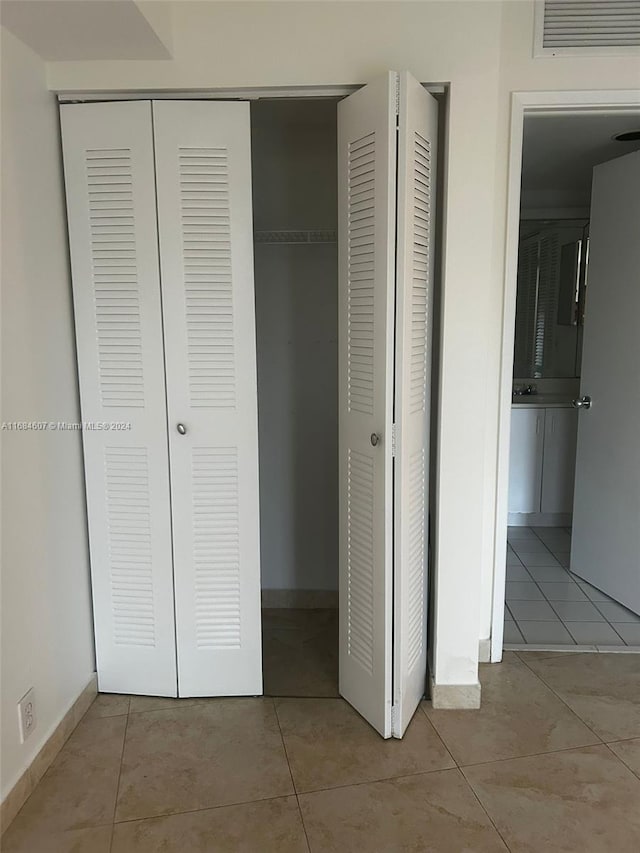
left=391, top=703, right=401, bottom=736
left=394, top=73, right=400, bottom=117
left=391, top=423, right=397, bottom=457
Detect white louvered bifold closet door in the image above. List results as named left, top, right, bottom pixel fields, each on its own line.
left=60, top=102, right=177, bottom=696
left=153, top=102, right=262, bottom=696
left=338, top=74, right=397, bottom=738
left=392, top=73, right=437, bottom=737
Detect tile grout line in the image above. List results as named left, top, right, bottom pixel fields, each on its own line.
left=455, top=739, right=609, bottom=771
left=280, top=766, right=465, bottom=799
left=602, top=742, right=640, bottom=781
left=514, top=654, right=607, bottom=745
left=111, top=791, right=312, bottom=828
left=108, top=701, right=131, bottom=853
left=271, top=698, right=312, bottom=853
left=603, top=734, right=640, bottom=746
left=458, top=767, right=514, bottom=852
left=418, top=704, right=459, bottom=770
left=588, top=598, right=633, bottom=645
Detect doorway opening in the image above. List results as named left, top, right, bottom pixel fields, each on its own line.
left=251, top=98, right=340, bottom=696
left=494, top=94, right=640, bottom=657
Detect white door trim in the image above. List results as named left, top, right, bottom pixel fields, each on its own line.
left=491, top=89, right=640, bottom=663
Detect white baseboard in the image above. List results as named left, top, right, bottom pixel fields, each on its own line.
left=478, top=638, right=491, bottom=663
left=430, top=677, right=481, bottom=709
left=1, top=673, right=97, bottom=835
left=261, top=589, right=338, bottom=608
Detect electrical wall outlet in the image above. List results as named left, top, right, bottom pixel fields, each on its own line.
left=18, top=689, right=36, bottom=743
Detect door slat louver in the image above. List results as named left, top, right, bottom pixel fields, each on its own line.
left=346, top=449, right=375, bottom=674
left=192, top=447, right=241, bottom=649
left=179, top=147, right=236, bottom=410
left=409, top=132, right=431, bottom=415
left=347, top=132, right=376, bottom=416
left=87, top=148, right=145, bottom=408
left=105, top=446, right=156, bottom=647
left=406, top=449, right=426, bottom=671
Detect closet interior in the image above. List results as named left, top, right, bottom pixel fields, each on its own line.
left=251, top=99, right=340, bottom=697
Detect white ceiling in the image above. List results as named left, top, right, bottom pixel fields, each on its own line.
left=521, top=112, right=640, bottom=210
left=0, top=0, right=171, bottom=60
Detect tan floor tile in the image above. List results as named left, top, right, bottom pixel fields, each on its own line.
left=112, top=796, right=308, bottom=852
left=424, top=656, right=598, bottom=765
left=524, top=652, right=640, bottom=740
left=85, top=693, right=130, bottom=719
left=1, top=824, right=113, bottom=853
left=275, top=698, right=454, bottom=793
left=1, top=716, right=125, bottom=842
left=0, top=769, right=32, bottom=834
left=608, top=738, right=640, bottom=778
left=128, top=695, right=212, bottom=713
left=263, top=610, right=338, bottom=698
left=464, top=744, right=640, bottom=853
left=515, top=650, right=582, bottom=662
left=115, top=699, right=293, bottom=821
left=487, top=651, right=520, bottom=664
left=299, top=769, right=508, bottom=852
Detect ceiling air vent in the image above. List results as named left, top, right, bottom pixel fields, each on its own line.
left=534, top=0, right=640, bottom=56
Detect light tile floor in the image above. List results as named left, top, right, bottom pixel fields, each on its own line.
left=3, top=652, right=640, bottom=851
left=505, top=526, right=640, bottom=649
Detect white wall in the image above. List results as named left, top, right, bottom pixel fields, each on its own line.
left=479, top=0, right=640, bottom=651
left=42, top=0, right=640, bottom=689
left=251, top=100, right=338, bottom=591
left=1, top=28, right=95, bottom=801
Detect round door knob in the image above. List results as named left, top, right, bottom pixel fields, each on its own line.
left=177, top=423, right=187, bottom=435
left=573, top=396, right=592, bottom=410
left=370, top=432, right=380, bottom=447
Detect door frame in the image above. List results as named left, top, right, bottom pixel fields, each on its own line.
left=491, top=89, right=640, bottom=662
left=57, top=79, right=444, bottom=706
left=56, top=84, right=445, bottom=103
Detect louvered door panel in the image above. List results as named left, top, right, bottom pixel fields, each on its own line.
left=153, top=102, right=262, bottom=697
left=338, top=74, right=397, bottom=738
left=393, top=73, right=438, bottom=736
left=178, top=147, right=236, bottom=410
left=347, top=133, right=376, bottom=417
left=346, top=450, right=375, bottom=675
left=60, top=101, right=177, bottom=696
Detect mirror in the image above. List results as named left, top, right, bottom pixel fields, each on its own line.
left=513, top=219, right=588, bottom=379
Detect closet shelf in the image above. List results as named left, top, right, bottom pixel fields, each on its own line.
left=254, top=229, right=337, bottom=244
